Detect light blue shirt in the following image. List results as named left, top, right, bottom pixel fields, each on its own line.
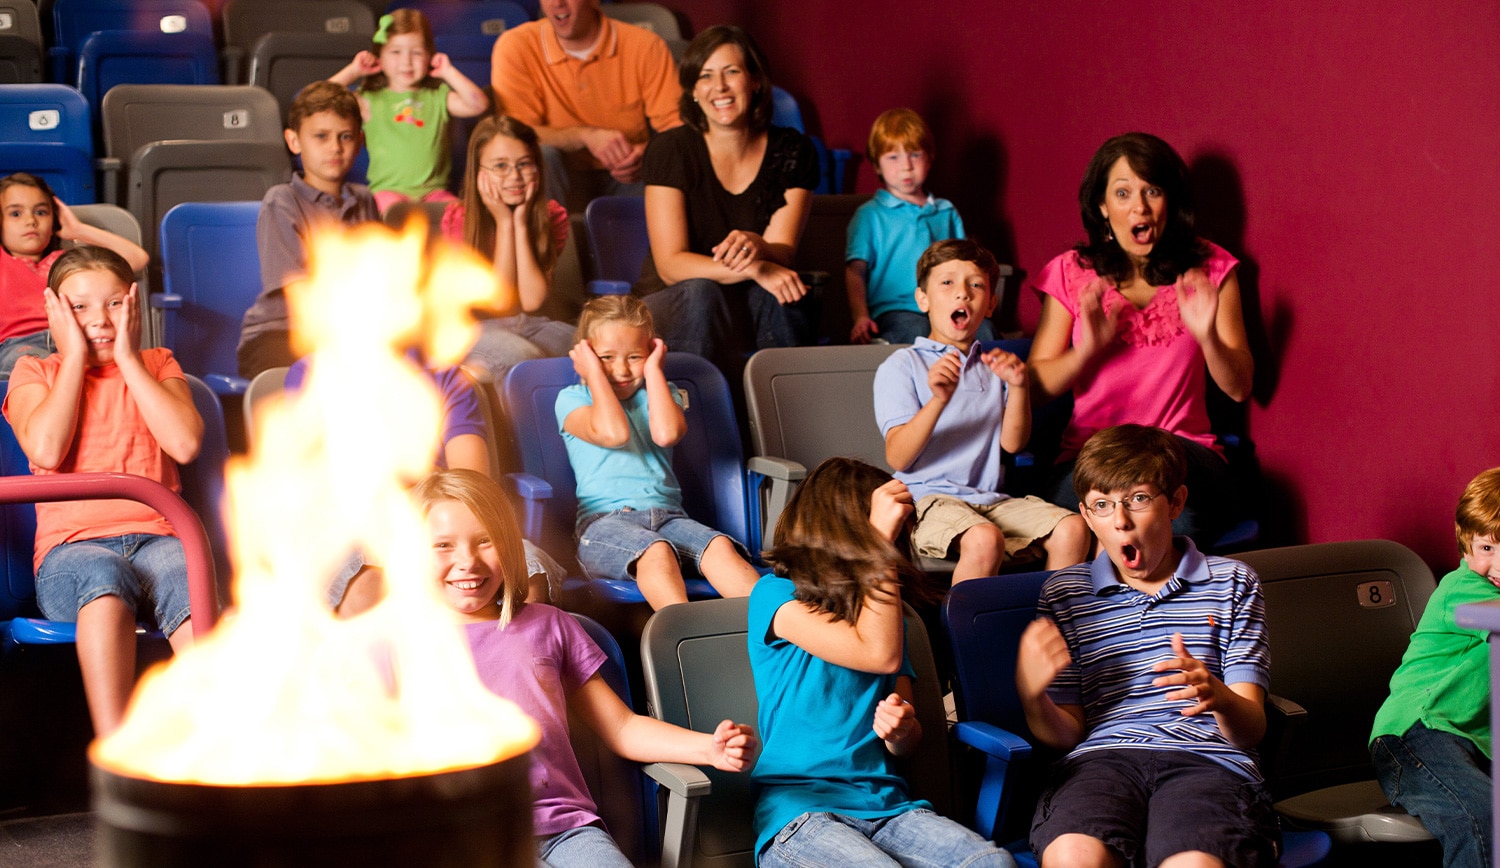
left=748, top=576, right=924, bottom=857
left=555, top=383, right=684, bottom=522
left=872, top=337, right=1010, bottom=505
left=845, top=189, right=966, bottom=319
left=1041, top=539, right=1271, bottom=779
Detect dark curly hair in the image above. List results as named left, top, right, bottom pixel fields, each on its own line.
left=676, top=25, right=774, bottom=135
left=1074, top=132, right=1208, bottom=286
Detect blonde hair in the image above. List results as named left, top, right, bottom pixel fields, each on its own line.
left=461, top=116, right=557, bottom=274
left=866, top=108, right=933, bottom=164
left=411, top=470, right=529, bottom=628
left=574, top=295, right=655, bottom=344
left=47, top=245, right=134, bottom=293
left=1456, top=468, right=1500, bottom=558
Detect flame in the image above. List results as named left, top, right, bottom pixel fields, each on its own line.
left=92, top=220, right=540, bottom=785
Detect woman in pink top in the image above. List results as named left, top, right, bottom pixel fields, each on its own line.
left=1028, top=133, right=1253, bottom=542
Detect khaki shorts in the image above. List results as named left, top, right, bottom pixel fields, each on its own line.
left=913, top=494, right=1075, bottom=561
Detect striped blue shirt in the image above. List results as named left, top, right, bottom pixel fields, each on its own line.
left=1041, top=537, right=1270, bottom=779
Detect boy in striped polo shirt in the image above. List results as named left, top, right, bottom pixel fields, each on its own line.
left=1017, top=424, right=1278, bottom=867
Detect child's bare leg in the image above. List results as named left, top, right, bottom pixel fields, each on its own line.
left=167, top=620, right=194, bottom=652
left=633, top=541, right=689, bottom=610
left=1043, top=515, right=1092, bottom=570
left=1041, top=834, right=1122, bottom=868
left=698, top=536, right=759, bottom=598
left=336, top=566, right=385, bottom=618
left=75, top=595, right=137, bottom=737
left=952, top=523, right=1005, bottom=584
left=1158, top=853, right=1224, bottom=868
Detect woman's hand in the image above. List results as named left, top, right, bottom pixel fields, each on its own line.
left=43, top=288, right=87, bottom=361
left=1174, top=267, right=1220, bottom=344
left=748, top=261, right=807, bottom=305
left=1075, top=277, right=1122, bottom=359
left=869, top=478, right=914, bottom=543
left=711, top=229, right=771, bottom=272
left=52, top=197, right=84, bottom=241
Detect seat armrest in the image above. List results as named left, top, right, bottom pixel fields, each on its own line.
left=746, top=456, right=806, bottom=482
left=644, top=762, right=710, bottom=868
left=953, top=720, right=1034, bottom=763
left=1261, top=693, right=1307, bottom=786
left=505, top=472, right=553, bottom=542
left=203, top=374, right=249, bottom=396
left=150, top=293, right=183, bottom=311
left=746, top=457, right=807, bottom=553
left=642, top=761, right=711, bottom=797
left=95, top=157, right=124, bottom=205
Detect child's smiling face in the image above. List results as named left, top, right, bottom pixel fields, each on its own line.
left=428, top=499, right=505, bottom=623
left=916, top=258, right=996, bottom=350
left=57, top=268, right=130, bottom=367
left=1, top=184, right=55, bottom=261
left=589, top=321, right=652, bottom=400
left=379, top=32, right=431, bottom=91
left=1466, top=533, right=1500, bottom=588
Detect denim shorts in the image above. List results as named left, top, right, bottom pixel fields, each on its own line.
left=35, top=533, right=192, bottom=635
left=536, top=823, right=632, bottom=868
left=0, top=327, right=53, bottom=376
left=576, top=508, right=737, bottom=583
left=761, top=809, right=1015, bottom=868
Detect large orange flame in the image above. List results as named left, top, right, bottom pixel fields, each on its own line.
left=93, top=220, right=539, bottom=785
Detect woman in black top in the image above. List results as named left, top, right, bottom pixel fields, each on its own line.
left=636, top=25, right=819, bottom=377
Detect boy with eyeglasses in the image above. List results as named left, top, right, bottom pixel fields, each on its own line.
left=1017, top=423, right=1279, bottom=868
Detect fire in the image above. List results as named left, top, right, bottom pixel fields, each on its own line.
left=92, top=220, right=540, bottom=785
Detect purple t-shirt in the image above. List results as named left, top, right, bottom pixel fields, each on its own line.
left=465, top=603, right=607, bottom=836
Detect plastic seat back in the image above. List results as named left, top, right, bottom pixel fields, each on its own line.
left=393, top=0, right=527, bottom=37
left=75, top=29, right=219, bottom=108
left=640, top=597, right=952, bottom=868
left=583, top=195, right=649, bottom=284
left=155, top=200, right=266, bottom=396
left=0, top=35, right=41, bottom=83
left=0, top=83, right=95, bottom=202
left=248, top=31, right=373, bottom=119
left=223, top=0, right=374, bottom=83
left=0, top=1, right=43, bottom=51
left=48, top=0, right=215, bottom=84
left=0, top=378, right=40, bottom=623
left=600, top=2, right=682, bottom=40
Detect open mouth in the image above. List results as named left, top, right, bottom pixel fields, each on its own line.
left=1120, top=543, right=1143, bottom=570
left=950, top=307, right=971, bottom=329
left=447, top=577, right=485, bottom=592
left=1130, top=223, right=1154, bottom=245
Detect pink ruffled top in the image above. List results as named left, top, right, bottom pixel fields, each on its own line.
left=1030, top=242, right=1238, bottom=461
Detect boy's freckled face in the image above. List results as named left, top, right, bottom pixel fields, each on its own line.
left=589, top=322, right=652, bottom=400
left=286, top=110, right=362, bottom=197
left=916, top=259, right=996, bottom=350
left=1, top=185, right=55, bottom=261
left=58, top=269, right=129, bottom=367
left=1466, top=533, right=1500, bottom=587
left=428, top=500, right=504, bottom=623
left=876, top=147, right=930, bottom=203
left=1080, top=484, right=1186, bottom=588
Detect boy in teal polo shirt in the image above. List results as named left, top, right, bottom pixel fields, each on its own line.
left=1371, top=467, right=1500, bottom=868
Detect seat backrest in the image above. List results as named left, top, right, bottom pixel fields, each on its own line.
left=248, top=31, right=373, bottom=119
left=641, top=596, right=951, bottom=868
left=51, top=0, right=215, bottom=55
left=68, top=202, right=141, bottom=248
left=243, top=366, right=289, bottom=448
left=0, top=1, right=44, bottom=51
left=0, top=83, right=94, bottom=202
left=1238, top=540, right=1437, bottom=797
left=223, top=0, right=374, bottom=50
left=769, top=86, right=803, bottom=132
left=178, top=373, right=233, bottom=598
left=0, top=34, right=42, bottom=84
left=397, top=0, right=527, bottom=37
left=943, top=570, right=1054, bottom=743
left=101, top=84, right=285, bottom=162
left=76, top=30, right=219, bottom=104
left=743, top=343, right=901, bottom=473
left=157, top=200, right=265, bottom=383
left=583, top=195, right=649, bottom=284
left=501, top=353, right=750, bottom=572
left=128, top=139, right=289, bottom=260
left=601, top=2, right=682, bottom=41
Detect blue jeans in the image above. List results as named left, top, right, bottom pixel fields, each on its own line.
left=576, top=507, right=731, bottom=582
left=1373, top=721, right=1492, bottom=868
left=539, top=145, right=642, bottom=212
left=874, top=310, right=995, bottom=346
left=35, top=533, right=192, bottom=635
left=643, top=277, right=813, bottom=369
left=466, top=314, right=576, bottom=383
left=761, top=809, right=1015, bottom=868
left=536, top=824, right=633, bottom=868
left=0, top=327, right=53, bottom=375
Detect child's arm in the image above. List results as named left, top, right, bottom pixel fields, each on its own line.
left=1028, top=278, right=1123, bottom=403
left=1175, top=268, right=1253, bottom=403
left=846, top=260, right=879, bottom=344
left=442, top=434, right=489, bottom=475
left=570, top=674, right=757, bottom=771
left=1015, top=617, right=1088, bottom=751
left=983, top=348, right=1031, bottom=455
left=1151, top=632, right=1266, bottom=749
left=642, top=338, right=685, bottom=448
left=7, top=289, right=89, bottom=470
left=883, top=351, right=960, bottom=472
left=53, top=200, right=148, bottom=273
left=561, top=340, right=631, bottom=448
left=771, top=479, right=912, bottom=674
left=507, top=182, right=553, bottom=314
left=111, top=285, right=202, bottom=464
left=872, top=677, right=922, bottom=758
left=330, top=51, right=380, bottom=87
left=430, top=54, right=490, bottom=118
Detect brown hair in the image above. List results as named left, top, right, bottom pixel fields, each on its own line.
left=1456, top=468, right=1500, bottom=559
left=915, top=239, right=1000, bottom=295
left=411, top=469, right=529, bottom=628
left=0, top=173, right=62, bottom=258
left=866, top=108, right=933, bottom=164
left=287, top=80, right=363, bottom=132
left=1072, top=424, right=1187, bottom=502
left=363, top=9, right=438, bottom=93
left=765, top=457, right=931, bottom=625
left=574, top=295, right=655, bottom=344
left=677, top=25, right=774, bottom=134
left=47, top=245, right=134, bottom=293
left=461, top=115, right=557, bottom=273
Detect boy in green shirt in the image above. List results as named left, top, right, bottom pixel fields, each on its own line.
left=1371, top=467, right=1500, bottom=868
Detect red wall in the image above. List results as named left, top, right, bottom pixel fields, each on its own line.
left=672, top=0, right=1500, bottom=570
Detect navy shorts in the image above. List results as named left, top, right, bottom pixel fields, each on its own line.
left=1030, top=749, right=1280, bottom=867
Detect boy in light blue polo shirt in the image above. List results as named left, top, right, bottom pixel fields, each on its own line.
left=1016, top=424, right=1279, bottom=867
left=873, top=239, right=1087, bottom=583
left=847, top=108, right=986, bottom=346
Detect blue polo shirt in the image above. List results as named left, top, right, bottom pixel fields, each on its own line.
left=1041, top=538, right=1271, bottom=779
left=872, top=337, right=1010, bottom=505
left=555, top=382, right=684, bottom=522
left=845, top=189, right=966, bottom=319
